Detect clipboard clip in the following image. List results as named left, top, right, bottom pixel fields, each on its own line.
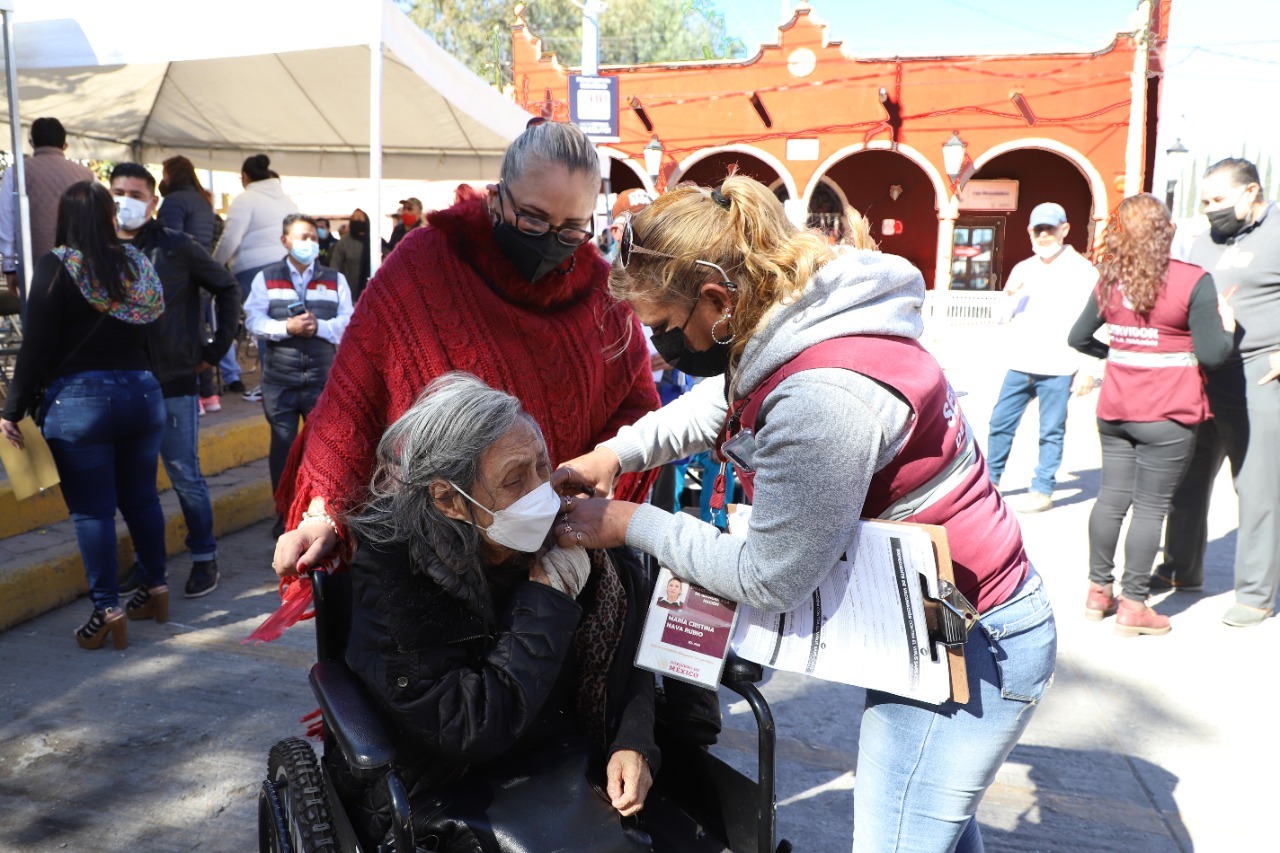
left=922, top=578, right=978, bottom=648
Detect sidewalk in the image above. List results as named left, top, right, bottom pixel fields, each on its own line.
left=0, top=326, right=1274, bottom=851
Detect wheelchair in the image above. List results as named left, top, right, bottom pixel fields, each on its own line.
left=258, top=570, right=793, bottom=853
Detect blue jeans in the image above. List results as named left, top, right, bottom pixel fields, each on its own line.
left=218, top=264, right=271, bottom=385
left=986, top=371, right=1072, bottom=495
left=854, top=570, right=1057, bottom=852
left=159, top=395, right=217, bottom=562
left=42, top=371, right=167, bottom=611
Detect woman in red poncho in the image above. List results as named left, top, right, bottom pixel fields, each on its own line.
left=256, top=121, right=658, bottom=639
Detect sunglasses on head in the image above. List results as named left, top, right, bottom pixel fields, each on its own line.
left=616, top=214, right=735, bottom=289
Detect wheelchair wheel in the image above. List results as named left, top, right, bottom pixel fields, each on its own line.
left=267, top=737, right=338, bottom=852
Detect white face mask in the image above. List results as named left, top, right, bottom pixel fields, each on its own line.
left=1031, top=241, right=1063, bottom=260
left=450, top=480, right=561, bottom=553
left=115, top=196, right=150, bottom=232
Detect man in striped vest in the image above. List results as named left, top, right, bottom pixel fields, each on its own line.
left=244, top=213, right=354, bottom=530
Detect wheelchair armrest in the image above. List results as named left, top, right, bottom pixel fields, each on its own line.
left=721, top=653, right=764, bottom=687
left=309, top=660, right=397, bottom=780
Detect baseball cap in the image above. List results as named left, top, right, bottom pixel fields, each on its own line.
left=611, top=188, right=655, bottom=220
left=1028, top=203, right=1067, bottom=229
left=398, top=197, right=423, bottom=210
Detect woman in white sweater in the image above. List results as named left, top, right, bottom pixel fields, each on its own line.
left=210, top=153, right=298, bottom=392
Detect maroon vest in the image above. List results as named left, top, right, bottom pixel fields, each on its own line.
left=1096, top=259, right=1211, bottom=425
left=724, top=336, right=1028, bottom=613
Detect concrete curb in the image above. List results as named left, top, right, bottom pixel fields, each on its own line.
left=0, top=459, right=273, bottom=633
left=0, top=414, right=269, bottom=540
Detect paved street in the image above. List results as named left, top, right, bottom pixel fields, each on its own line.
left=0, top=326, right=1275, bottom=852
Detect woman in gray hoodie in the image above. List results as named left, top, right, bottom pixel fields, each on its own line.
left=557, top=176, right=1056, bottom=852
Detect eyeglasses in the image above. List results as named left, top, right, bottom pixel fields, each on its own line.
left=616, top=214, right=735, bottom=289
left=500, top=183, right=594, bottom=246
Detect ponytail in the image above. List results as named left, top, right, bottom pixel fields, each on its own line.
left=610, top=175, right=831, bottom=376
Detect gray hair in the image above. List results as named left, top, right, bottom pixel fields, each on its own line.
left=500, top=121, right=598, bottom=185
left=344, top=372, right=528, bottom=576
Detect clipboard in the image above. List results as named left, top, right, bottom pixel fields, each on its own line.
left=877, top=520, right=970, bottom=705
left=729, top=512, right=973, bottom=705
left=0, top=417, right=61, bottom=500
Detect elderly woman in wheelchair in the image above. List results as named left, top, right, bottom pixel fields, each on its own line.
left=324, top=372, right=658, bottom=850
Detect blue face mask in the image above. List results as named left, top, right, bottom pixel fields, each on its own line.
left=290, top=239, right=319, bottom=264
left=317, top=228, right=329, bottom=240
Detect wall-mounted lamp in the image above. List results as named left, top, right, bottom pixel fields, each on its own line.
left=942, top=131, right=968, bottom=184
left=644, top=135, right=665, bottom=191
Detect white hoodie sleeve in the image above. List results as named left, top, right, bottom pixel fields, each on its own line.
left=599, top=376, right=729, bottom=472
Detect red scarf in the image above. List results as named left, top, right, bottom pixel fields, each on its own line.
left=248, top=193, right=659, bottom=642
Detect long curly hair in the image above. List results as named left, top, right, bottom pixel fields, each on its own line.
left=1095, top=194, right=1175, bottom=316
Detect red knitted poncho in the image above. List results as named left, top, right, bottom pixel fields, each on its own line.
left=250, top=194, right=660, bottom=642
left=277, top=192, right=659, bottom=533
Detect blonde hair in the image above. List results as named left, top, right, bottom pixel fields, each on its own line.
left=840, top=206, right=879, bottom=251
left=609, top=175, right=832, bottom=373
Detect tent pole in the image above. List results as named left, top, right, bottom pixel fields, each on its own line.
left=369, top=0, right=383, bottom=277
left=2, top=1, right=33, bottom=312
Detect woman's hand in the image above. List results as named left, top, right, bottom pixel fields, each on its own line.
left=606, top=749, right=652, bottom=816
left=554, top=447, right=623, bottom=499
left=272, top=522, right=339, bottom=578
left=555, top=496, right=638, bottom=550
left=0, top=418, right=23, bottom=450
left=1219, top=285, right=1239, bottom=333
left=528, top=558, right=553, bottom=587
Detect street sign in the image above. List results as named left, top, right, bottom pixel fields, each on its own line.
left=569, top=74, right=619, bottom=142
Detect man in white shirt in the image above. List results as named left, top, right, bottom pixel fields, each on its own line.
left=244, top=214, right=354, bottom=518
left=986, top=202, right=1099, bottom=513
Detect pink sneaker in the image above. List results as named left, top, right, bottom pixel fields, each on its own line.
left=200, top=395, right=222, bottom=413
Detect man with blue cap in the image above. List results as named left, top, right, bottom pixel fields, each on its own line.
left=986, top=202, right=1100, bottom=512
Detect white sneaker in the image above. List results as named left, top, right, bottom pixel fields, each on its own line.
left=1015, top=492, right=1054, bottom=513
left=241, top=386, right=263, bottom=402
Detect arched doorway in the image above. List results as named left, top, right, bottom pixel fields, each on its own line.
left=674, top=150, right=783, bottom=193
left=608, top=158, right=646, bottom=195
left=966, top=148, right=1095, bottom=288
left=817, top=149, right=941, bottom=288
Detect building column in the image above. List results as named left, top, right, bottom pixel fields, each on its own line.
left=935, top=198, right=959, bottom=291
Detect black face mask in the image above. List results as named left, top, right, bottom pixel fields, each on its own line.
left=1207, top=206, right=1246, bottom=240
left=493, top=220, right=578, bottom=282
left=348, top=221, right=369, bottom=240
left=650, top=295, right=732, bottom=377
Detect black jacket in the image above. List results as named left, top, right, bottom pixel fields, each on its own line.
left=129, top=221, right=239, bottom=392
left=341, top=538, right=659, bottom=833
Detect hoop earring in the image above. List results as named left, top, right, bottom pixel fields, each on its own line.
left=711, top=313, right=735, bottom=345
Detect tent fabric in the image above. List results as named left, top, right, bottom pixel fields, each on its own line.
left=2, top=0, right=530, bottom=179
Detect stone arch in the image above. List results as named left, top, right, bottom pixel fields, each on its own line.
left=803, top=141, right=948, bottom=213
left=596, top=145, right=652, bottom=194
left=670, top=144, right=799, bottom=199
left=973, top=138, right=1108, bottom=224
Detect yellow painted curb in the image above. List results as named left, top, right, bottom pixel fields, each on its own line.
left=0, top=414, right=269, bottom=540
left=0, top=474, right=274, bottom=633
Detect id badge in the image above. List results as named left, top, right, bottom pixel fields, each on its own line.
left=722, top=429, right=757, bottom=473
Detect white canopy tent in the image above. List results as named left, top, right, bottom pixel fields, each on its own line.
left=0, top=0, right=531, bottom=284
left=2, top=0, right=528, bottom=177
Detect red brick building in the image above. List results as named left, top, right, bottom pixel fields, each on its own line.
left=511, top=1, right=1173, bottom=290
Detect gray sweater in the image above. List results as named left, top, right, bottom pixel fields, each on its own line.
left=1188, top=202, right=1280, bottom=362
left=602, top=249, right=927, bottom=612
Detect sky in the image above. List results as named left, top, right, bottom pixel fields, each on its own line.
left=715, top=1, right=1280, bottom=207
